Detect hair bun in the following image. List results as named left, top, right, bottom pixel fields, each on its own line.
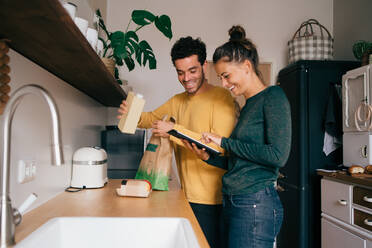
left=228, top=25, right=246, bottom=42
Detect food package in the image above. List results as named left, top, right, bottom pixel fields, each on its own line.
left=116, top=179, right=152, bottom=198
left=135, top=128, right=173, bottom=191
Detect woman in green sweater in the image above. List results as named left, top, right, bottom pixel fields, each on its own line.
left=183, top=25, right=291, bottom=248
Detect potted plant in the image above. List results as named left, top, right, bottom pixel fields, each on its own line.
left=352, top=40, right=372, bottom=66
left=95, top=9, right=173, bottom=85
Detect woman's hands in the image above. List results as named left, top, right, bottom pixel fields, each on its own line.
left=201, top=133, right=222, bottom=146
left=181, top=132, right=223, bottom=161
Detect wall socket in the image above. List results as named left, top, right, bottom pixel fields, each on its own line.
left=18, top=160, right=36, bottom=184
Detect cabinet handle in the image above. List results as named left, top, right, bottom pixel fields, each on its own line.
left=364, top=219, right=372, bottom=226
left=360, top=145, right=368, bottom=158
left=363, top=196, right=372, bottom=203
left=338, top=199, right=347, bottom=206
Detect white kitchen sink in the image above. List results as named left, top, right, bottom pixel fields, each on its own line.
left=15, top=217, right=200, bottom=248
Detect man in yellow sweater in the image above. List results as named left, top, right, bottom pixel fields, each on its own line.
left=118, top=37, right=236, bottom=248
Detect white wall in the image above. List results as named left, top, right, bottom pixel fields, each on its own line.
left=333, top=0, right=372, bottom=60
left=0, top=50, right=107, bottom=211
left=107, top=0, right=333, bottom=111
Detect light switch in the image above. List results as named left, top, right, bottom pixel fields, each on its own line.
left=17, top=160, right=36, bottom=184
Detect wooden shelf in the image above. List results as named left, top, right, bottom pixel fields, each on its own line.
left=0, top=0, right=126, bottom=107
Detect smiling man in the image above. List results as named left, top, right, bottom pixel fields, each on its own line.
left=118, top=37, right=236, bottom=248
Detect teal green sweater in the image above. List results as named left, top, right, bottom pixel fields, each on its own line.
left=206, top=86, right=291, bottom=195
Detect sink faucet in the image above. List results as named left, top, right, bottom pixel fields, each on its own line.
left=0, top=84, right=64, bottom=247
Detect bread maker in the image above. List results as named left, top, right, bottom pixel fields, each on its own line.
left=71, top=146, right=108, bottom=188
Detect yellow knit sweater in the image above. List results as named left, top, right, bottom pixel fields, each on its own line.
left=138, top=85, right=236, bottom=204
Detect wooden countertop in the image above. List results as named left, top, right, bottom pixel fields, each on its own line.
left=317, top=170, right=372, bottom=188
left=15, top=179, right=209, bottom=247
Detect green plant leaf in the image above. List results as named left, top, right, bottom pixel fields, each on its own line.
left=114, top=67, right=122, bottom=84
left=132, top=10, right=156, bottom=26
left=135, top=40, right=153, bottom=65
left=98, top=19, right=107, bottom=32
left=96, top=9, right=110, bottom=38
left=124, top=57, right=135, bottom=71
left=148, top=54, right=156, bottom=69
left=111, top=31, right=140, bottom=65
left=124, top=31, right=139, bottom=56
left=114, top=67, right=119, bottom=78
left=136, top=40, right=157, bottom=69
left=110, top=31, right=125, bottom=49
left=352, top=41, right=372, bottom=60
left=114, top=46, right=127, bottom=59
left=98, top=37, right=107, bottom=48
left=154, top=15, right=172, bottom=39
left=96, top=8, right=172, bottom=72
left=114, top=55, right=123, bottom=66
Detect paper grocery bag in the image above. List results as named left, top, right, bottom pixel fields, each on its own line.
left=135, top=130, right=173, bottom=191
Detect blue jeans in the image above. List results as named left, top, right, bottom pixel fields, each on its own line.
left=222, top=185, right=283, bottom=248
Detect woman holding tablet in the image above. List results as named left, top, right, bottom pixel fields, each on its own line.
left=183, top=25, right=292, bottom=248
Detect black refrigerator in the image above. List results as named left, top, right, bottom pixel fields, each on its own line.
left=276, top=60, right=360, bottom=248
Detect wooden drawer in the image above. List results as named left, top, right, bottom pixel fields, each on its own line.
left=354, top=209, right=372, bottom=232
left=354, top=187, right=372, bottom=209
left=322, top=218, right=366, bottom=248
left=321, top=179, right=352, bottom=223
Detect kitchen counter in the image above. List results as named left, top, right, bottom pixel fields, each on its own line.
left=318, top=170, right=372, bottom=247
left=317, top=170, right=372, bottom=188
left=15, top=179, right=209, bottom=247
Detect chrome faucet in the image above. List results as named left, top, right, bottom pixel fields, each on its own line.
left=0, top=84, right=64, bottom=247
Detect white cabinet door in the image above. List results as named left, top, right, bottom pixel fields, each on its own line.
left=343, top=132, right=372, bottom=166
left=321, top=179, right=352, bottom=223
left=342, top=65, right=372, bottom=132
left=322, top=218, right=366, bottom=248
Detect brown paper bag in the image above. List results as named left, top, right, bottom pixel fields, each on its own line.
left=135, top=128, right=173, bottom=190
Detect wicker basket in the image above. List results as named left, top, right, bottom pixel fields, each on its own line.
left=288, top=19, right=334, bottom=64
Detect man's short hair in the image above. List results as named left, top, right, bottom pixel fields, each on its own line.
left=170, top=36, right=206, bottom=66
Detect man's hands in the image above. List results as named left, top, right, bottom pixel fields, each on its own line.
left=117, top=99, right=128, bottom=119
left=117, top=99, right=173, bottom=137
left=152, top=120, right=174, bottom=137
left=116, top=99, right=223, bottom=161
left=181, top=140, right=210, bottom=161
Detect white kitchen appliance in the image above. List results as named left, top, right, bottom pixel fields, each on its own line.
left=342, top=64, right=372, bottom=167
left=71, top=146, right=108, bottom=188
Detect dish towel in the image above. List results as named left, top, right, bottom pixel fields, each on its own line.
left=323, top=84, right=342, bottom=156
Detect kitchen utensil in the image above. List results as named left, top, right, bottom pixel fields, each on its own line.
left=71, top=146, right=108, bottom=188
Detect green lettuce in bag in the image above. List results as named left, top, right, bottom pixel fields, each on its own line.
left=135, top=129, right=173, bottom=190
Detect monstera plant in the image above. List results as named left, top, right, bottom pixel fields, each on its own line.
left=95, top=9, right=173, bottom=84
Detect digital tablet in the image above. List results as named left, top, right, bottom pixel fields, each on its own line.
left=167, top=129, right=221, bottom=155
